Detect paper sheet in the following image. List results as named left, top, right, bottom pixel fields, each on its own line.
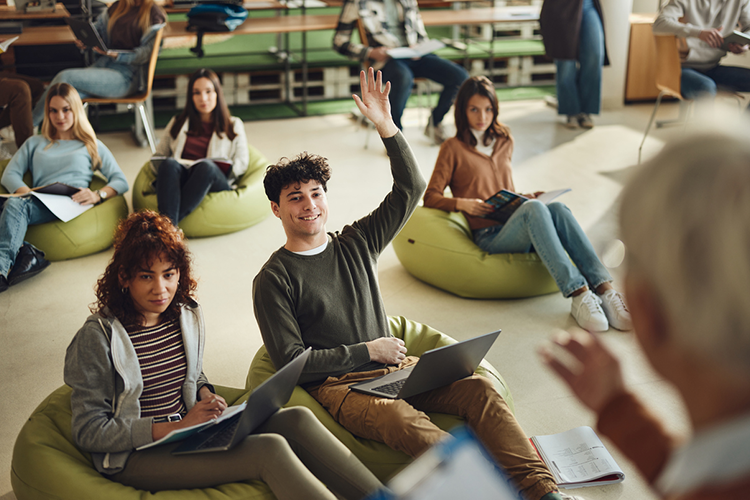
left=29, top=192, right=93, bottom=223
left=387, top=39, right=445, bottom=59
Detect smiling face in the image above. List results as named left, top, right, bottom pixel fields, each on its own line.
left=120, top=254, right=180, bottom=327
left=192, top=77, right=218, bottom=120
left=271, top=180, right=329, bottom=251
left=48, top=95, right=75, bottom=136
left=465, top=94, right=494, bottom=133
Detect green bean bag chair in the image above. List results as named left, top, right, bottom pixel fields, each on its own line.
left=0, top=160, right=129, bottom=262
left=11, top=384, right=276, bottom=500
left=393, top=207, right=558, bottom=299
left=132, top=145, right=270, bottom=238
left=247, top=315, right=514, bottom=482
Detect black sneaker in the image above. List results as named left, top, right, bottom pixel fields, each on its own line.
left=8, top=243, right=50, bottom=286
left=0, top=275, right=8, bottom=293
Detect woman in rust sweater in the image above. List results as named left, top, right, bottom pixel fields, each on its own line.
left=424, top=76, right=628, bottom=333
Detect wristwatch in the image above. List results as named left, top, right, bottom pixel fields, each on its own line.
left=96, top=190, right=108, bottom=204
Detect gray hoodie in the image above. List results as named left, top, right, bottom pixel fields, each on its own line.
left=64, top=302, right=210, bottom=474
left=653, top=0, right=750, bottom=70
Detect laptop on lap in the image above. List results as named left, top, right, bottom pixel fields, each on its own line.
left=172, top=347, right=311, bottom=455
left=350, top=330, right=501, bottom=399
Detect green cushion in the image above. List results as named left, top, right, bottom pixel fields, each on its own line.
left=11, top=385, right=276, bottom=500
left=393, top=207, right=558, bottom=299
left=132, top=144, right=270, bottom=238
left=246, top=315, right=514, bottom=481
left=0, top=160, right=129, bottom=262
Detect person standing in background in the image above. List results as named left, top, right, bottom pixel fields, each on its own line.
left=540, top=0, right=608, bottom=129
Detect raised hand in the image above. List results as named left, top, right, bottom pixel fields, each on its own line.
left=353, top=67, right=399, bottom=138
left=538, top=330, right=626, bottom=413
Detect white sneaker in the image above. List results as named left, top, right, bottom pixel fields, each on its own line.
left=424, top=119, right=447, bottom=145
left=599, top=289, right=633, bottom=331
left=577, top=113, right=594, bottom=129
left=570, top=290, right=608, bottom=332
left=563, top=115, right=578, bottom=129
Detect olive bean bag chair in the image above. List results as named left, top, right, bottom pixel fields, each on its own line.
left=247, top=315, right=514, bottom=482
left=132, top=145, right=269, bottom=238
left=0, top=160, right=129, bottom=262
left=393, top=207, right=558, bottom=299
left=11, top=384, right=276, bottom=500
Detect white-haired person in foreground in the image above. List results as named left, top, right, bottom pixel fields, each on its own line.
left=540, top=131, right=750, bottom=500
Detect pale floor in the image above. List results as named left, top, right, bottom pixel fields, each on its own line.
left=0, top=99, right=706, bottom=500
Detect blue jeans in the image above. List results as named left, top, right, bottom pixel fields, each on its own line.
left=473, top=201, right=611, bottom=297
left=554, top=0, right=604, bottom=116
left=32, top=57, right=137, bottom=127
left=380, top=54, right=469, bottom=130
left=0, top=196, right=56, bottom=277
left=156, top=158, right=232, bottom=226
left=681, top=65, right=750, bottom=101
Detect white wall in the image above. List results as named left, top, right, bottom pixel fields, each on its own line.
left=632, top=0, right=659, bottom=13
left=601, top=0, right=633, bottom=109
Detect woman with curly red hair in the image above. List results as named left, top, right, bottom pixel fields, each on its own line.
left=63, top=210, right=382, bottom=498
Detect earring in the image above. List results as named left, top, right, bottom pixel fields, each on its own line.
left=121, top=287, right=128, bottom=295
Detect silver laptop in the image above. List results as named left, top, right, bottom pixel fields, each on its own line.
left=350, top=331, right=501, bottom=399
left=172, top=347, right=311, bottom=455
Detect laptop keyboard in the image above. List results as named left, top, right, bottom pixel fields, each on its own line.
left=372, top=378, right=406, bottom=396
left=195, top=417, right=240, bottom=450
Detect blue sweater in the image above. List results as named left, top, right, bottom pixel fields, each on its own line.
left=1, top=136, right=129, bottom=195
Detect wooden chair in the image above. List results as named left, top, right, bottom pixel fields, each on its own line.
left=84, top=26, right=164, bottom=154
left=638, top=35, right=684, bottom=164
left=639, top=34, right=745, bottom=163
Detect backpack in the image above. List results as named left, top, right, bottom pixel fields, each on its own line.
left=187, top=2, right=248, bottom=57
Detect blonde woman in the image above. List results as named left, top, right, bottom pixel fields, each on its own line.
left=32, top=0, right=166, bottom=127
left=0, top=83, right=128, bottom=292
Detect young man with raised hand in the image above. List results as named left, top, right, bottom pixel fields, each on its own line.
left=252, top=68, right=578, bottom=500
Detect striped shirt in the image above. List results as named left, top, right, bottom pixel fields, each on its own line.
left=127, top=318, right=187, bottom=420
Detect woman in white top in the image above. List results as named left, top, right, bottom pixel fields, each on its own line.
left=153, top=68, right=249, bottom=225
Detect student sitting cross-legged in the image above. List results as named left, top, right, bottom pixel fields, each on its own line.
left=253, top=68, right=579, bottom=500
left=152, top=68, right=249, bottom=226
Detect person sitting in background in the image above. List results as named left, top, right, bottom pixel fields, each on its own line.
left=0, top=83, right=128, bottom=293
left=541, top=131, right=750, bottom=499
left=0, top=72, right=44, bottom=158
left=64, top=210, right=383, bottom=499
left=31, top=0, right=166, bottom=127
left=333, top=0, right=468, bottom=144
left=653, top=0, right=750, bottom=101
left=152, top=68, right=249, bottom=226
left=423, top=76, right=630, bottom=332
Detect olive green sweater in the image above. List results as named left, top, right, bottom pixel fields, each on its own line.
left=253, top=132, right=426, bottom=386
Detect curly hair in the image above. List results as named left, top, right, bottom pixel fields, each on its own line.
left=91, top=210, right=197, bottom=326
left=263, top=152, right=331, bottom=204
